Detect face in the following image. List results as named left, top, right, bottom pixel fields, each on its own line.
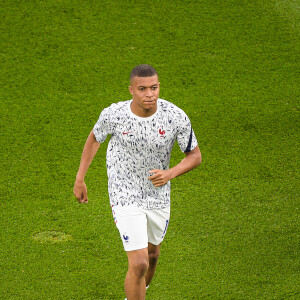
left=129, top=75, right=160, bottom=117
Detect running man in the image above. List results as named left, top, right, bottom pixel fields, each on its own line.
left=73, top=64, right=202, bottom=300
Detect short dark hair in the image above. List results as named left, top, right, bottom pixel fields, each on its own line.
left=130, top=64, right=158, bottom=81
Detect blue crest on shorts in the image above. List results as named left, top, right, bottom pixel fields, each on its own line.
left=123, top=234, right=129, bottom=242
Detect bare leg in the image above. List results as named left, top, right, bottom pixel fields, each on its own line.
left=145, top=243, right=161, bottom=287
left=125, top=248, right=149, bottom=300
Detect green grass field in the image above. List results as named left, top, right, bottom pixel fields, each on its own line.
left=1, top=0, right=299, bottom=299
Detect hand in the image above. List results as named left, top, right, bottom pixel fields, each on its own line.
left=148, top=169, right=172, bottom=187
left=73, top=180, right=88, bottom=203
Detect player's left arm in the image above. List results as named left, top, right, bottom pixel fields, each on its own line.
left=148, top=146, right=202, bottom=187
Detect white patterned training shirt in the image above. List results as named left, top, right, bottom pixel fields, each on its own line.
left=93, top=98, right=198, bottom=209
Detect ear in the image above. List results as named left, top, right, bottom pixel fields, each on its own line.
left=128, top=85, right=133, bottom=95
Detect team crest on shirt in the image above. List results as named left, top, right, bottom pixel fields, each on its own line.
left=159, top=129, right=166, bottom=137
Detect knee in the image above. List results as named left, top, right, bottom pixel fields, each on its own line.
left=148, top=249, right=160, bottom=265
left=129, top=257, right=149, bottom=279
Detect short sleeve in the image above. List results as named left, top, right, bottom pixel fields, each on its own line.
left=93, top=107, right=113, bottom=143
left=176, top=112, right=198, bottom=153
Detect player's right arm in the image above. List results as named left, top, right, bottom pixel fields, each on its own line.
left=73, top=130, right=100, bottom=203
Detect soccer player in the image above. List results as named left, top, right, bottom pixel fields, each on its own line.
left=73, top=64, right=202, bottom=300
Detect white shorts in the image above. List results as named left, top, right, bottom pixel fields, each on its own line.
left=111, top=205, right=170, bottom=252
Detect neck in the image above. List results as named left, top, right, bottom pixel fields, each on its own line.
left=130, top=101, right=157, bottom=118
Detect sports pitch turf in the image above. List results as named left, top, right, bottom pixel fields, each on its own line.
left=1, top=0, right=299, bottom=299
